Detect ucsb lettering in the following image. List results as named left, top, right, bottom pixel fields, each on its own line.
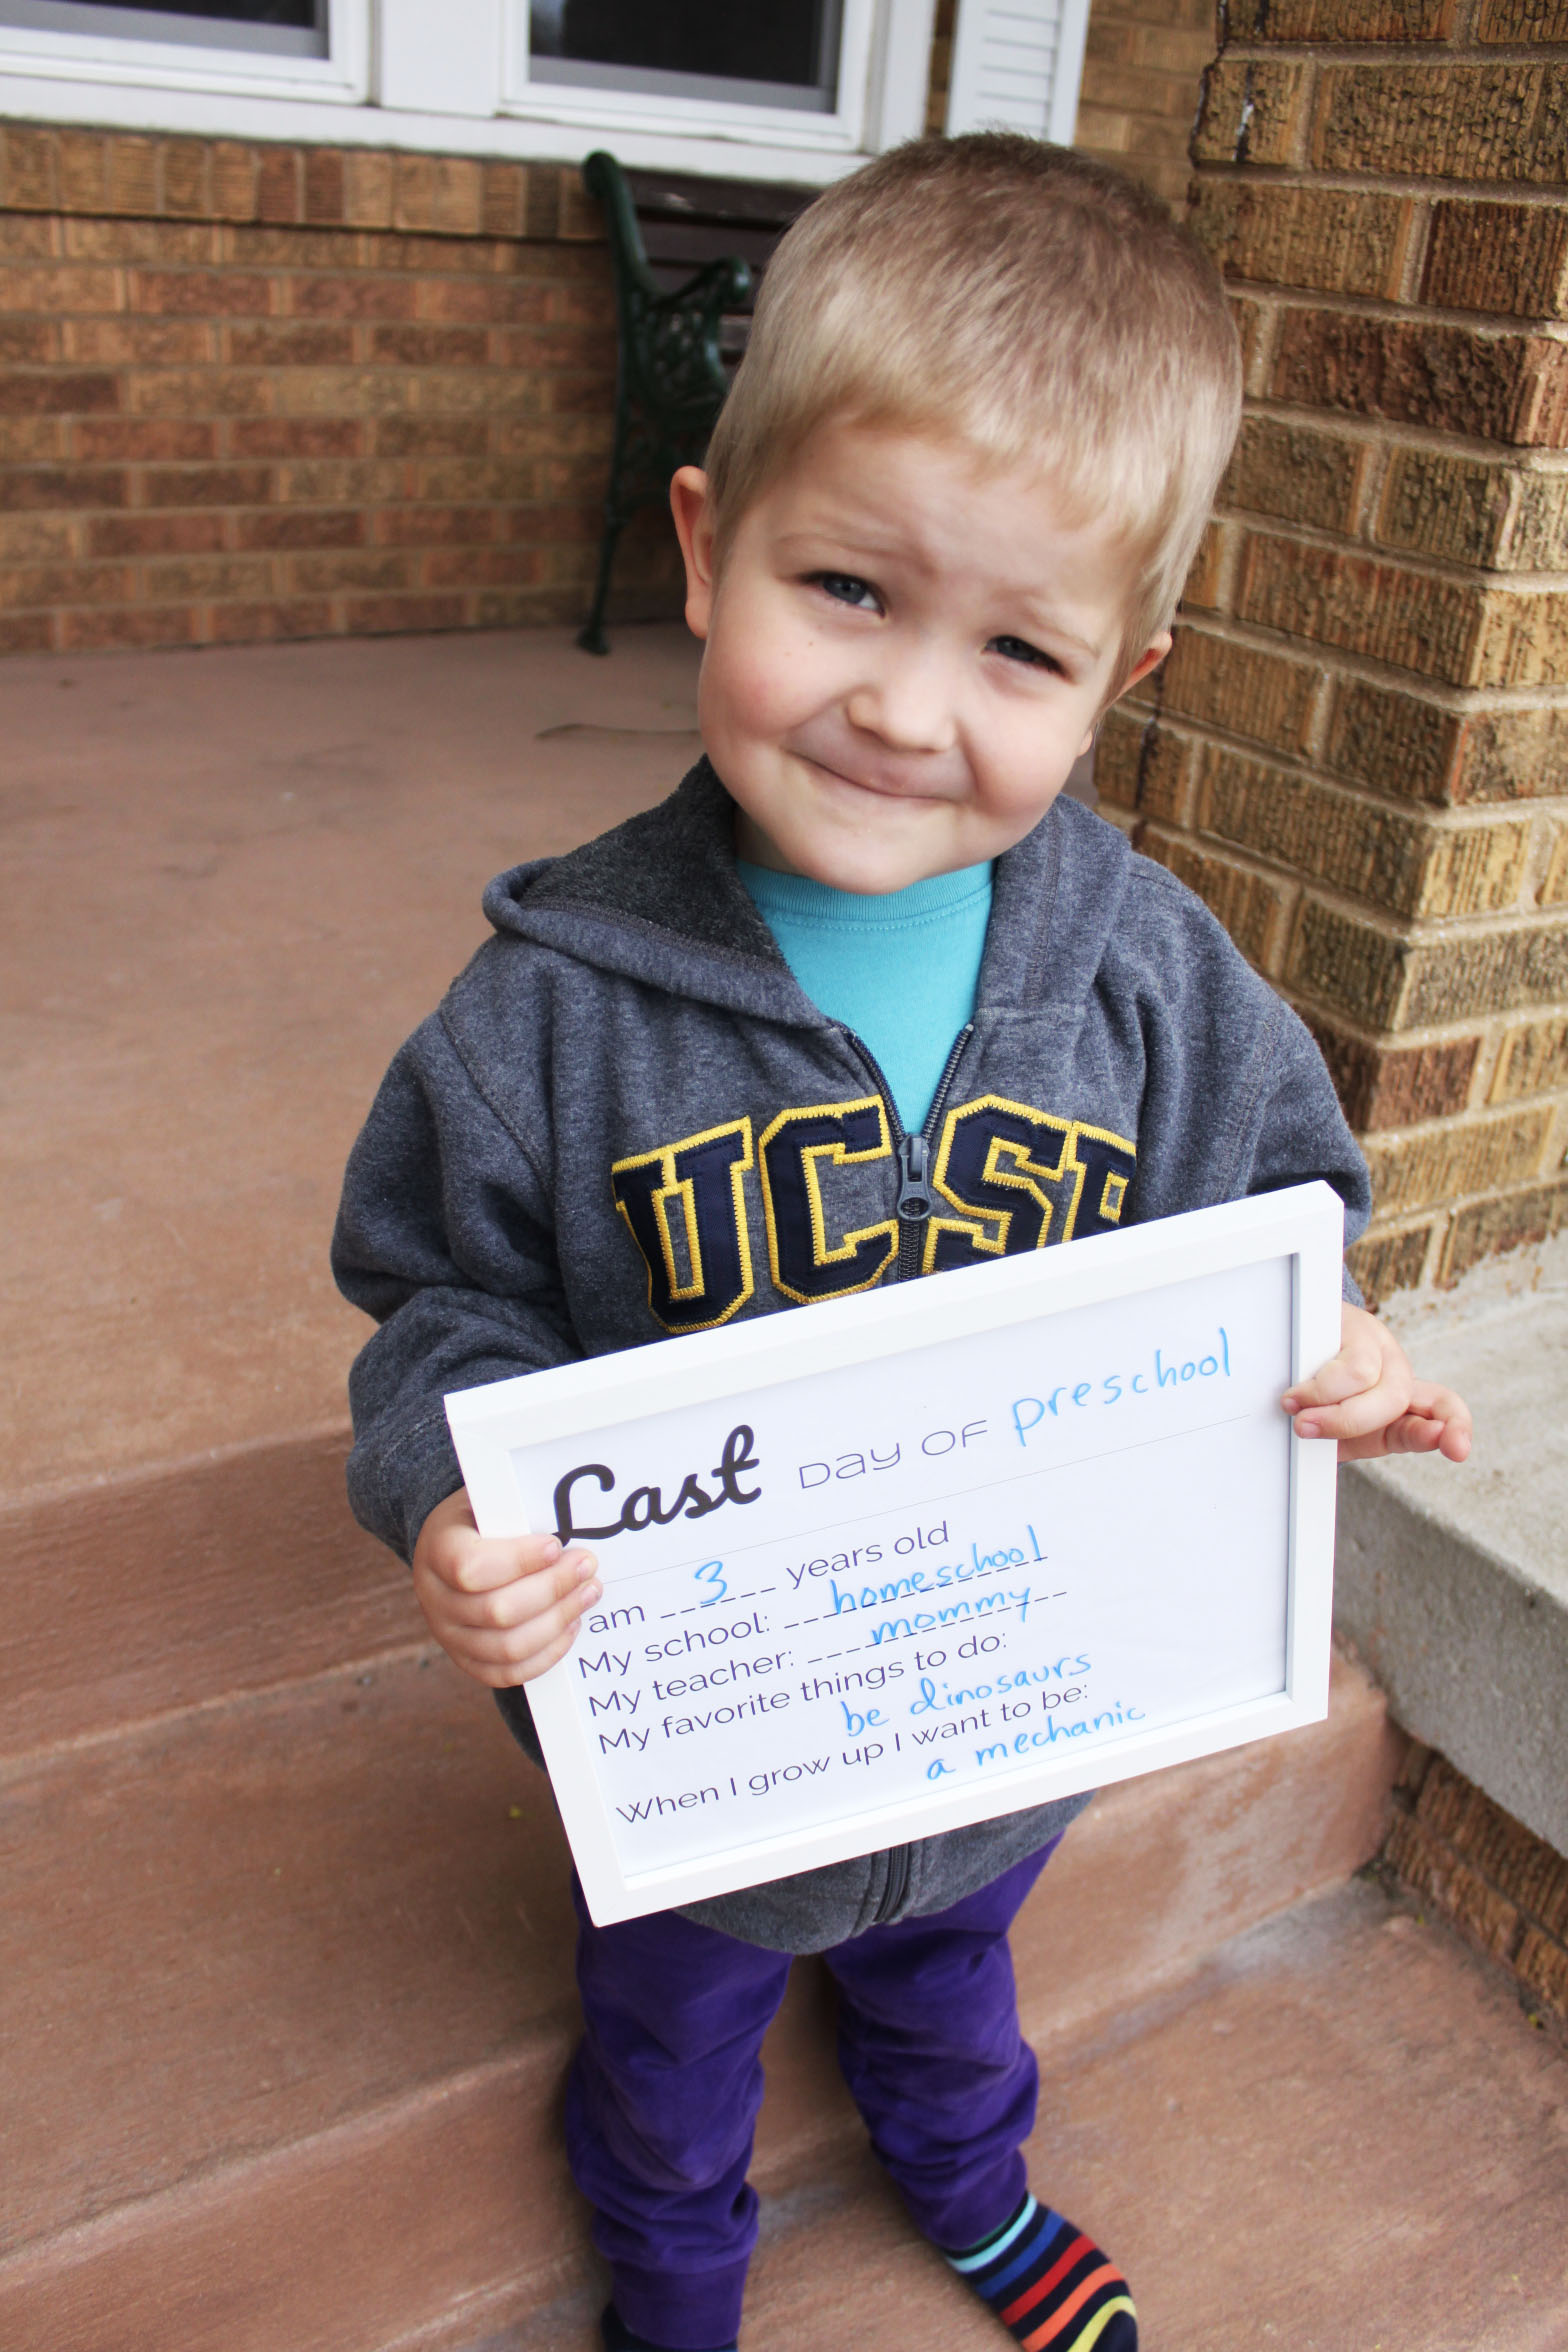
left=612, top=1094, right=1136, bottom=1332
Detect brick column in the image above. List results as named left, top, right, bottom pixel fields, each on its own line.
left=1074, top=0, right=1219, bottom=210
left=1097, top=1, right=1568, bottom=1302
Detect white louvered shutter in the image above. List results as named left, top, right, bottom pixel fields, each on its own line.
left=944, top=0, right=1091, bottom=146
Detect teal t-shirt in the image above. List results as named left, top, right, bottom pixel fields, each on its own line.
left=736, top=857, right=993, bottom=1135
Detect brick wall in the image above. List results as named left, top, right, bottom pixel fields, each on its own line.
left=926, top=0, right=959, bottom=133
left=1074, top=0, right=1216, bottom=210
left=1100, top=2, right=1568, bottom=1300
left=0, top=3, right=1206, bottom=659
left=0, top=124, right=676, bottom=652
left=1385, top=1744, right=1568, bottom=2027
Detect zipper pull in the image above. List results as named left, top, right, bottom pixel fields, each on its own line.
left=896, top=1134, right=933, bottom=1224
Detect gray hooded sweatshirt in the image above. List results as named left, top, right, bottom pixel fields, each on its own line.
left=333, top=759, right=1370, bottom=1951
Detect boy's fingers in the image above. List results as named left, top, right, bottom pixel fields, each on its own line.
left=1333, top=1415, right=1439, bottom=1464
left=1281, top=1337, right=1397, bottom=1416
left=1283, top=1306, right=1470, bottom=1464
left=472, top=1622, right=582, bottom=1689
left=1410, top=1380, right=1473, bottom=1453
left=496, top=1552, right=601, bottom=1627
left=481, top=1555, right=602, bottom=1633
left=1336, top=1411, right=1471, bottom=1465
left=430, top=1549, right=598, bottom=1629
left=1383, top=1384, right=1473, bottom=1463
left=468, top=1565, right=601, bottom=1650
left=1290, top=1380, right=1410, bottom=1443
left=453, top=1586, right=596, bottom=1674
left=1300, top=1379, right=1473, bottom=1463
left=439, top=1534, right=564, bottom=1595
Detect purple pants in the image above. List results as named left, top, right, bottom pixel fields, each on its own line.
left=565, top=1841, right=1059, bottom=2351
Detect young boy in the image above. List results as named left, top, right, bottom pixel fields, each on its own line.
left=333, top=137, right=1471, bottom=2352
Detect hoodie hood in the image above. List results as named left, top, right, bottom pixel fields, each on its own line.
left=481, top=757, right=1130, bottom=1028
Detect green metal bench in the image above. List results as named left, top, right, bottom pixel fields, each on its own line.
left=576, top=150, right=748, bottom=655
left=576, top=152, right=811, bottom=655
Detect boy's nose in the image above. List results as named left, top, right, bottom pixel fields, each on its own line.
left=845, top=650, right=959, bottom=755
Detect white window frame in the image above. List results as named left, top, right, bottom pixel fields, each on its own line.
left=0, top=0, right=937, bottom=180
left=499, top=0, right=878, bottom=160
left=0, top=0, right=367, bottom=103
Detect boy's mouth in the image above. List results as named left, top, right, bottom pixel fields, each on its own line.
left=789, top=738, right=967, bottom=807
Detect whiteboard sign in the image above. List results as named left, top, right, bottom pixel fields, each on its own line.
left=447, top=1184, right=1343, bottom=1925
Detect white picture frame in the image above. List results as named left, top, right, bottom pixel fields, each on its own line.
left=448, top=1182, right=1345, bottom=1925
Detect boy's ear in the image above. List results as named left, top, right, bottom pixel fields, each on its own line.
left=670, top=466, right=716, bottom=641
left=1080, top=629, right=1172, bottom=756
left=1119, top=629, right=1173, bottom=698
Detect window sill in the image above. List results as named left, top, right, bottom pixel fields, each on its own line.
left=0, top=66, right=875, bottom=183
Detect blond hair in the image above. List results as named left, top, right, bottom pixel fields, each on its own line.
left=704, top=135, right=1241, bottom=676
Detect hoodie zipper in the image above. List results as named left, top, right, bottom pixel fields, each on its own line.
left=839, top=1023, right=974, bottom=1282
left=834, top=1021, right=974, bottom=1927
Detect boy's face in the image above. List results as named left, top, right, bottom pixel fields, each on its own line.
left=671, top=421, right=1170, bottom=893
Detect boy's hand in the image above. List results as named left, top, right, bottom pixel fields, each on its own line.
left=1282, top=1302, right=1472, bottom=1465
left=411, top=1488, right=602, bottom=1688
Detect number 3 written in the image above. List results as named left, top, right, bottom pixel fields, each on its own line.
left=694, top=1559, right=728, bottom=1605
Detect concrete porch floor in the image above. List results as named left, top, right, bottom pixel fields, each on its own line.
left=2, top=623, right=702, bottom=1504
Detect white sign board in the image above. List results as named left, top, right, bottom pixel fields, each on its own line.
left=448, top=1184, right=1344, bottom=1925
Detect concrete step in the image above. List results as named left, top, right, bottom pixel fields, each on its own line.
left=1338, top=1233, right=1568, bottom=1863
left=0, top=1647, right=1399, bottom=2352
left=0, top=1430, right=408, bottom=1762
left=479, top=1877, right=1568, bottom=2352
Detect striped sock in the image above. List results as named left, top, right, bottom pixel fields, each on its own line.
left=943, top=2193, right=1138, bottom=2351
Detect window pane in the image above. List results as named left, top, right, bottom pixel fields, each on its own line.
left=86, top=0, right=317, bottom=18
left=531, top=0, right=841, bottom=111
left=0, top=0, right=325, bottom=48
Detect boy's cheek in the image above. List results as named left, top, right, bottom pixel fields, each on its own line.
left=700, top=625, right=801, bottom=734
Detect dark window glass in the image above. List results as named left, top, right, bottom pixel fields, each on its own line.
left=84, top=0, right=316, bottom=17
left=553, top=0, right=825, bottom=87
left=0, top=0, right=324, bottom=38
left=530, top=0, right=840, bottom=110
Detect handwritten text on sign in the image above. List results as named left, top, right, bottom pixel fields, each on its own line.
left=503, top=1258, right=1293, bottom=1878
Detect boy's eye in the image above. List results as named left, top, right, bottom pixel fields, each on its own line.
left=814, top=572, right=880, bottom=611
left=990, top=634, right=1058, bottom=671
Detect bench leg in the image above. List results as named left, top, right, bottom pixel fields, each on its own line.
left=578, top=507, right=625, bottom=656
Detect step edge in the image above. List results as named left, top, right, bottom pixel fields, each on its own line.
left=370, top=2257, right=593, bottom=2352
left=1337, top=1465, right=1568, bottom=1859
left=1, top=1654, right=1399, bottom=2285
left=0, top=1635, right=437, bottom=1779
left=0, top=1415, right=355, bottom=1529
left=9, top=1869, right=1409, bottom=2350
left=0, top=2034, right=567, bottom=2289
left=0, top=1839, right=1389, bottom=2299
left=1023, top=1849, right=1390, bottom=2059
